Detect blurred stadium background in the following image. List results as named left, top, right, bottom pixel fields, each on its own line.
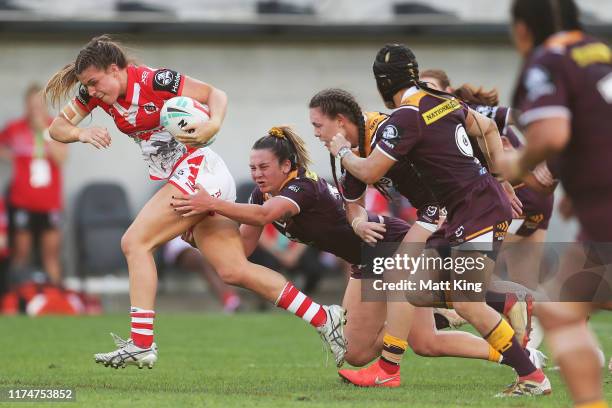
left=0, top=0, right=611, bottom=308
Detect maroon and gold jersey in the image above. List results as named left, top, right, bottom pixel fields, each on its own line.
left=341, top=111, right=438, bottom=217
left=513, top=31, right=612, bottom=241
left=249, top=168, right=409, bottom=265
left=374, top=87, right=497, bottom=218
left=469, top=103, right=554, bottom=235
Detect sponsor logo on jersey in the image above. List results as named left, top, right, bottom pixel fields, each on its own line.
left=155, top=70, right=174, bottom=87
left=379, top=177, right=393, bottom=188
left=288, top=185, right=300, bottom=193
left=494, top=221, right=509, bottom=240
left=454, top=124, right=473, bottom=157
left=523, top=214, right=544, bottom=230
left=474, top=105, right=498, bottom=119
left=422, top=99, right=461, bottom=125
left=366, top=112, right=388, bottom=138
left=382, top=125, right=398, bottom=140
left=142, top=102, right=158, bottom=114
left=171, top=73, right=182, bottom=94
left=524, top=66, right=556, bottom=101
left=304, top=170, right=318, bottom=181
left=425, top=206, right=438, bottom=218
left=141, top=70, right=149, bottom=84
left=382, top=140, right=395, bottom=149
left=455, top=225, right=464, bottom=238
left=76, top=84, right=91, bottom=106
left=571, top=42, right=612, bottom=67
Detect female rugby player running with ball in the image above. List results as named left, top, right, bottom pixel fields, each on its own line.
left=172, top=125, right=538, bottom=373
left=326, top=44, right=550, bottom=396
left=44, top=35, right=345, bottom=370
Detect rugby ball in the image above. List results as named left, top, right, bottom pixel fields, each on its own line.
left=160, top=96, right=215, bottom=146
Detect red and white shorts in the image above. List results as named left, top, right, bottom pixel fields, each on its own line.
left=168, top=147, right=236, bottom=202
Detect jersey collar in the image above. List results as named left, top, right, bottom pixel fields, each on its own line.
left=264, top=169, right=299, bottom=201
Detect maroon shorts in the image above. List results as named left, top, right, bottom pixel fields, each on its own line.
left=509, top=185, right=554, bottom=236
left=415, top=205, right=442, bottom=232
left=427, top=176, right=512, bottom=251
left=350, top=214, right=410, bottom=279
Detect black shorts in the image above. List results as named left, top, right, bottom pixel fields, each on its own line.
left=9, top=206, right=62, bottom=233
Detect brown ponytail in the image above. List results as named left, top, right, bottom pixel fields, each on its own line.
left=253, top=125, right=312, bottom=170
left=44, top=34, right=130, bottom=106
left=453, top=83, right=499, bottom=106
left=421, top=68, right=499, bottom=106
left=309, top=88, right=391, bottom=200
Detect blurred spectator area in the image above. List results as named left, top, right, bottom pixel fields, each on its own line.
left=0, top=0, right=611, bottom=37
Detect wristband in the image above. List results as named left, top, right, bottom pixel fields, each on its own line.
left=337, top=146, right=351, bottom=161
left=351, top=218, right=364, bottom=231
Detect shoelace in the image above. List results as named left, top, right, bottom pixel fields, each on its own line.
left=110, top=333, right=132, bottom=349
left=327, top=317, right=345, bottom=349
left=319, top=309, right=347, bottom=367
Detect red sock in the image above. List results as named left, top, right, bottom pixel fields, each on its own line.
left=519, top=368, right=545, bottom=382
left=275, top=282, right=327, bottom=327
left=130, top=307, right=155, bottom=348
left=378, top=357, right=400, bottom=375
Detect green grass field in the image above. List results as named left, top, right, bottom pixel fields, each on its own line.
left=0, top=312, right=610, bottom=407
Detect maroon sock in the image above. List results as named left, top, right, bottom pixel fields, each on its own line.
left=500, top=337, right=536, bottom=377
left=485, top=291, right=506, bottom=314
left=378, top=357, right=400, bottom=375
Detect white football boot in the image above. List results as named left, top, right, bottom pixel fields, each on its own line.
left=94, top=333, right=158, bottom=369
left=526, top=347, right=548, bottom=369
left=316, top=305, right=347, bottom=368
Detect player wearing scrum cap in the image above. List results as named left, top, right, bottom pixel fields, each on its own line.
left=419, top=69, right=557, bottom=346
left=326, top=44, right=550, bottom=396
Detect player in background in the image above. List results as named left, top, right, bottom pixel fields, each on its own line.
left=502, top=1, right=612, bottom=407
left=0, top=196, right=9, bottom=297
left=419, top=69, right=556, bottom=292
left=171, top=125, right=537, bottom=372
left=326, top=44, right=550, bottom=396
left=44, top=35, right=345, bottom=369
left=0, top=84, right=68, bottom=286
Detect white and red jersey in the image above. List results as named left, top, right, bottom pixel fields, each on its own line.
left=0, top=117, right=63, bottom=212
left=73, top=64, right=193, bottom=180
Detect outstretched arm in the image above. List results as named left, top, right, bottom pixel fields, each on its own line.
left=171, top=184, right=299, bottom=226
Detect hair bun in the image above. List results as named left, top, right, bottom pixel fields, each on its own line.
left=268, top=127, right=285, bottom=138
